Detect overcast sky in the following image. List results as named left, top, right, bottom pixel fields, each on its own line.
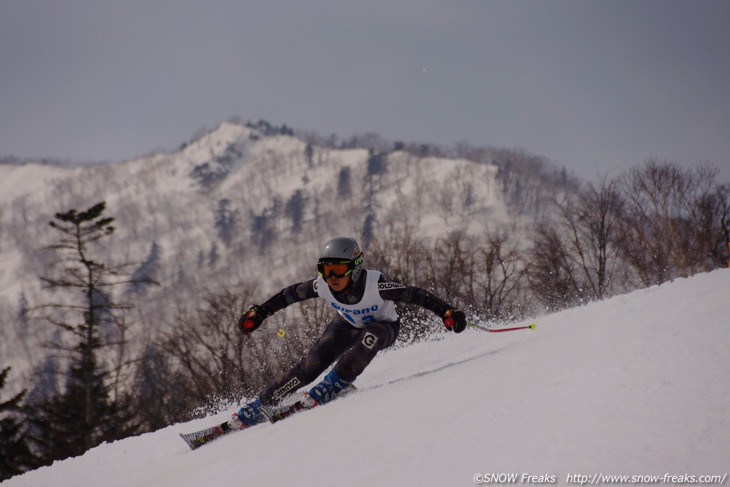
left=1, top=0, right=729, bottom=182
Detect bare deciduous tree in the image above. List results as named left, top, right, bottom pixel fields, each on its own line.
left=555, top=177, right=626, bottom=299
left=473, top=230, right=528, bottom=321
left=529, top=222, right=583, bottom=311
left=620, top=159, right=729, bottom=284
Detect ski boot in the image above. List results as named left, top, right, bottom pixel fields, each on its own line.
left=228, top=398, right=268, bottom=430
left=306, top=369, right=352, bottom=406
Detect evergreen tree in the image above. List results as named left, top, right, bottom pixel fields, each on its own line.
left=29, top=202, right=139, bottom=463
left=15, top=292, right=32, bottom=359
left=214, top=199, right=238, bottom=247
left=26, top=355, right=60, bottom=405
left=337, top=167, right=352, bottom=198
left=130, top=242, right=161, bottom=294
left=27, top=352, right=137, bottom=463
left=0, top=366, right=37, bottom=481
left=362, top=213, right=375, bottom=248
left=251, top=212, right=275, bottom=255
left=304, top=143, right=314, bottom=168
left=135, top=344, right=192, bottom=430
left=367, top=149, right=386, bottom=176
left=209, top=242, right=220, bottom=268
left=285, top=190, right=307, bottom=234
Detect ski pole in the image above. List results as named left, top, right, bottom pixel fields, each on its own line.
left=258, top=327, right=287, bottom=337
left=468, top=322, right=536, bottom=333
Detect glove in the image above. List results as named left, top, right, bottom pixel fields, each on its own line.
left=238, top=305, right=270, bottom=334
left=442, top=308, right=467, bottom=333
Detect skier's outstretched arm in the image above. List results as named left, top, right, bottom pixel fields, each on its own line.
left=238, top=279, right=317, bottom=334
left=377, top=277, right=467, bottom=333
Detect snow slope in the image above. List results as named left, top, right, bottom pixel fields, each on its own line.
left=4, top=270, right=729, bottom=487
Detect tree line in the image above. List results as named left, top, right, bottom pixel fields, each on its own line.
left=1, top=158, right=728, bottom=480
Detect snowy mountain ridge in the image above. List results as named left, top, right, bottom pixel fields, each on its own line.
left=0, top=122, right=514, bottom=393
left=4, top=269, right=728, bottom=487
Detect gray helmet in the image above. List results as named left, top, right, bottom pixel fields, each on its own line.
left=318, top=237, right=365, bottom=282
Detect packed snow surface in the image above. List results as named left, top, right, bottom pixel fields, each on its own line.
left=5, top=270, right=729, bottom=487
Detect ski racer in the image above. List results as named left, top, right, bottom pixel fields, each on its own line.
left=229, top=236, right=467, bottom=429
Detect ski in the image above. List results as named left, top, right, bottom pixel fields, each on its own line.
left=179, top=385, right=357, bottom=450
left=179, top=421, right=235, bottom=450
left=262, top=398, right=311, bottom=424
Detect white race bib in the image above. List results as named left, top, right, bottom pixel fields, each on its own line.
left=315, top=270, right=399, bottom=328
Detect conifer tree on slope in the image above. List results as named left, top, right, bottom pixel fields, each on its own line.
left=27, top=202, right=138, bottom=464
left=0, top=366, right=37, bottom=481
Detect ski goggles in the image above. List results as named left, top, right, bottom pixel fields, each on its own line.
left=317, top=261, right=353, bottom=279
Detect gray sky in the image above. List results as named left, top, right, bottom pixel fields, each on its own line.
left=1, top=0, right=729, bottom=182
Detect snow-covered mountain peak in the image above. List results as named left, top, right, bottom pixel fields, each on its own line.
left=0, top=122, right=513, bottom=395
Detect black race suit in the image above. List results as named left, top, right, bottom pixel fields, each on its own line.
left=256, top=270, right=453, bottom=406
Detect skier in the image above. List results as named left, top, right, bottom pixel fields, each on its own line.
left=228, top=236, right=467, bottom=429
